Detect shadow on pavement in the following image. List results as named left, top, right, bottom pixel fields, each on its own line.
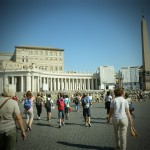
left=57, top=141, right=114, bottom=150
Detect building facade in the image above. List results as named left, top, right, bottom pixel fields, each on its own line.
left=121, top=66, right=140, bottom=89
left=0, top=46, right=102, bottom=94
left=98, top=66, right=115, bottom=90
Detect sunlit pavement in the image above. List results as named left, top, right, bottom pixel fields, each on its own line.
left=16, top=101, right=150, bottom=150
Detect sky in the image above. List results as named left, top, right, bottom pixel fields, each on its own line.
left=0, top=0, right=150, bottom=72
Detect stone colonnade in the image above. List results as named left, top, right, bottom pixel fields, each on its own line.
left=0, top=71, right=98, bottom=93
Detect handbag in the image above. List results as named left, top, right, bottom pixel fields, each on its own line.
left=69, top=107, right=72, bottom=112
left=130, top=124, right=138, bottom=137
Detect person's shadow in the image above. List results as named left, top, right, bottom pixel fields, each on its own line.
left=57, top=141, right=114, bottom=150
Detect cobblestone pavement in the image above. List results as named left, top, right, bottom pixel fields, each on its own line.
left=16, top=101, right=150, bottom=150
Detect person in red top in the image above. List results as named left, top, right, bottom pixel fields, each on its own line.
left=56, top=92, right=65, bottom=128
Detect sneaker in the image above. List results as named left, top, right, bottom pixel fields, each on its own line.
left=88, top=123, right=91, bottom=127
left=28, top=127, right=32, bottom=131
left=26, top=128, right=30, bottom=132
left=62, top=122, right=65, bottom=126
left=38, top=117, right=41, bottom=120
left=85, top=123, right=88, bottom=127
left=59, top=125, right=61, bottom=128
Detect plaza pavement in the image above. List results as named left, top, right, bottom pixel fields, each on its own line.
left=16, top=100, right=150, bottom=150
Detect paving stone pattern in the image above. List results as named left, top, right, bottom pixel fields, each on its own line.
left=16, top=101, right=150, bottom=150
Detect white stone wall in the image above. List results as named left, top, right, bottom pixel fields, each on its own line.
left=99, top=66, right=115, bottom=84
left=122, top=67, right=131, bottom=83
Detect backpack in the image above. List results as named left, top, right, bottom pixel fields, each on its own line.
left=82, top=97, right=89, bottom=109
left=36, top=97, right=42, bottom=106
left=58, top=98, right=65, bottom=111
left=74, top=96, right=80, bottom=104
left=45, top=98, right=51, bottom=109
left=24, top=99, right=31, bottom=110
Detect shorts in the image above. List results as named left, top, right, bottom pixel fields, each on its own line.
left=58, top=110, right=65, bottom=119
left=46, top=107, right=52, bottom=113
left=25, top=110, right=34, bottom=119
left=83, top=108, right=91, bottom=117
left=65, top=107, right=70, bottom=114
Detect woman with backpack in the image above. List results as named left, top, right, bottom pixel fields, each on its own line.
left=56, top=92, right=65, bottom=128
left=24, top=91, right=34, bottom=132
left=44, top=94, right=53, bottom=121
left=74, top=93, right=81, bottom=112
left=35, top=93, right=43, bottom=120
left=64, top=94, right=71, bottom=120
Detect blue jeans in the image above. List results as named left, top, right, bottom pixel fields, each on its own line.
left=75, top=103, right=79, bottom=111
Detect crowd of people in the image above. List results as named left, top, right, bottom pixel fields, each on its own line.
left=0, top=85, right=138, bottom=150
left=22, top=91, right=92, bottom=129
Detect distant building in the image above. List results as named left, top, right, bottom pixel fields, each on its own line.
left=121, top=66, right=140, bottom=89
left=0, top=52, right=13, bottom=61
left=0, top=46, right=101, bottom=93
left=97, top=66, right=115, bottom=90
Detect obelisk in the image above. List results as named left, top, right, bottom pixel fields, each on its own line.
left=141, top=12, right=150, bottom=90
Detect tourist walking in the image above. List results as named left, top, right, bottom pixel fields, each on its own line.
left=107, top=88, right=133, bottom=150
left=74, top=93, right=81, bottom=112
left=64, top=94, right=71, bottom=120
left=0, top=85, right=26, bottom=150
left=124, top=93, right=135, bottom=118
left=81, top=93, right=92, bottom=127
left=104, top=91, right=112, bottom=119
left=24, top=91, right=34, bottom=132
left=44, top=94, right=54, bottom=121
left=35, top=93, right=43, bottom=120
left=56, top=93, right=65, bottom=128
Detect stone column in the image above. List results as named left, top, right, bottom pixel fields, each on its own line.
left=47, top=77, right=49, bottom=91
left=57, top=78, right=59, bottom=91
left=68, top=78, right=70, bottom=91
left=91, top=78, right=94, bottom=90
left=87, top=79, right=90, bottom=90
left=61, top=78, right=63, bottom=91
left=31, top=75, right=34, bottom=92
left=84, top=79, right=86, bottom=90
left=77, top=78, right=79, bottom=90
left=80, top=79, right=82, bottom=90
left=26, top=73, right=31, bottom=91
left=36, top=76, right=40, bottom=92
left=12, top=76, right=14, bottom=85
left=95, top=78, right=98, bottom=90
left=21, top=76, right=23, bottom=92
left=50, top=78, right=52, bottom=91
left=4, top=75, right=8, bottom=86
left=72, top=78, right=74, bottom=91
left=39, top=76, right=42, bottom=91
left=54, top=78, right=56, bottom=91
left=64, top=78, right=66, bottom=90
